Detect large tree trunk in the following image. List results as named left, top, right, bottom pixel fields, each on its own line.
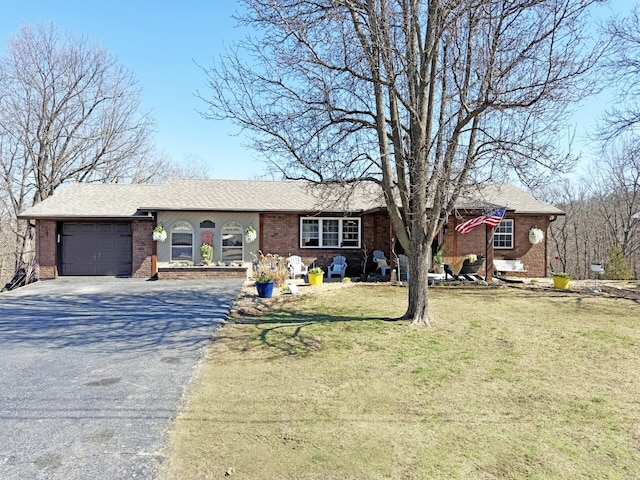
left=405, top=239, right=434, bottom=326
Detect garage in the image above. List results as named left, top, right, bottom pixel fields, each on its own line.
left=60, top=223, right=132, bottom=276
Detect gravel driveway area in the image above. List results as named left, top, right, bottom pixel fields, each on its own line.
left=0, top=277, right=243, bottom=479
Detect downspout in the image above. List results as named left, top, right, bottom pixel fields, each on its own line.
left=546, top=215, right=558, bottom=278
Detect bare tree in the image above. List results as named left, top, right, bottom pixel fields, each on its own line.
left=100, top=150, right=209, bottom=184
left=545, top=137, right=640, bottom=281
left=202, top=0, right=602, bottom=325
left=0, top=23, right=154, bottom=271
left=589, top=137, right=640, bottom=261
left=600, top=4, right=640, bottom=139
left=547, top=180, right=609, bottom=279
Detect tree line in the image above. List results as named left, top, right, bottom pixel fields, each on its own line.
left=546, top=141, right=640, bottom=280
left=547, top=6, right=640, bottom=281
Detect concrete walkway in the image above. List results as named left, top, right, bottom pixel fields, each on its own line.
left=0, top=277, right=243, bottom=479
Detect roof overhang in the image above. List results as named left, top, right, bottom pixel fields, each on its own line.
left=18, top=214, right=153, bottom=221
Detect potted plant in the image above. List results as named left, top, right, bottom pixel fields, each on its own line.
left=551, top=254, right=570, bottom=289
left=553, top=272, right=570, bottom=290
left=308, top=267, right=324, bottom=286
left=200, top=243, right=213, bottom=265
left=152, top=225, right=167, bottom=242
left=254, top=270, right=275, bottom=298
left=433, top=247, right=444, bottom=274
left=245, top=226, right=257, bottom=243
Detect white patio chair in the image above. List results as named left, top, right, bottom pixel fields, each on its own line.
left=372, top=250, right=390, bottom=276
left=397, top=254, right=409, bottom=281
left=287, top=255, right=308, bottom=279
left=327, top=255, right=347, bottom=278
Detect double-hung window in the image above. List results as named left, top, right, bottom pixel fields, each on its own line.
left=493, top=219, right=514, bottom=249
left=300, top=217, right=361, bottom=248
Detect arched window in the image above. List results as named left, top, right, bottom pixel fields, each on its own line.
left=171, top=220, right=193, bottom=261
left=221, top=221, right=243, bottom=263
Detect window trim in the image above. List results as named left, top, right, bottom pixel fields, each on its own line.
left=221, top=221, right=244, bottom=263
left=493, top=219, right=514, bottom=249
left=299, top=217, right=361, bottom=249
left=170, top=220, right=194, bottom=262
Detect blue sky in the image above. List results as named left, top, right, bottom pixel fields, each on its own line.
left=1, top=1, right=257, bottom=179
left=1, top=1, right=637, bottom=181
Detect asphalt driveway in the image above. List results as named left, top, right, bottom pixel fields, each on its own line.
left=0, top=277, right=244, bottom=479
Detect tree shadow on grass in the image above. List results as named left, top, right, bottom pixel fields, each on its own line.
left=245, top=309, right=403, bottom=357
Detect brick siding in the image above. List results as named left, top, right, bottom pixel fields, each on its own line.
left=260, top=212, right=391, bottom=276
left=505, top=215, right=549, bottom=278
left=131, top=220, right=153, bottom=278
left=157, top=266, right=247, bottom=280
left=443, top=214, right=549, bottom=278
left=36, top=220, right=57, bottom=279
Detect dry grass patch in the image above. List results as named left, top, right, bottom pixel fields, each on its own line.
left=158, top=285, right=640, bottom=480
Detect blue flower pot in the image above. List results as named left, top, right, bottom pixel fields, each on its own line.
left=255, top=281, right=274, bottom=298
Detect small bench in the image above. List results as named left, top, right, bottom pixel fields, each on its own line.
left=493, top=259, right=526, bottom=275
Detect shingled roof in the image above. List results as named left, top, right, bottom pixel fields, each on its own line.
left=19, top=179, right=563, bottom=219
left=457, top=183, right=564, bottom=215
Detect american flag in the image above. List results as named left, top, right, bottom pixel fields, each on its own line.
left=455, top=207, right=506, bottom=235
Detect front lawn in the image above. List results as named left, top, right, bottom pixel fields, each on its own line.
left=158, top=285, right=640, bottom=479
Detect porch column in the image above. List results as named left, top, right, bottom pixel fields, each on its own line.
left=152, top=237, right=157, bottom=276
left=485, top=225, right=493, bottom=282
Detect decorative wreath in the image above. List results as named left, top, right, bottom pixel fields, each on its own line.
left=528, top=227, right=544, bottom=245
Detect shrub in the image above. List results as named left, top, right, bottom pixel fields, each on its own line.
left=253, top=252, right=289, bottom=287
left=604, top=245, right=632, bottom=280
left=200, top=244, right=213, bottom=265
left=553, top=272, right=570, bottom=279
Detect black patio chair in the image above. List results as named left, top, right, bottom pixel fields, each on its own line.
left=444, top=255, right=485, bottom=281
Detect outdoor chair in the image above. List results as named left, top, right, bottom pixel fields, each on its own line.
left=287, top=255, right=308, bottom=279
left=372, top=250, right=390, bottom=276
left=397, top=254, right=409, bottom=281
left=328, top=255, right=347, bottom=279
left=445, top=255, right=485, bottom=281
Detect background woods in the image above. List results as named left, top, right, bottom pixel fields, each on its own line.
left=546, top=141, right=640, bottom=280
left=546, top=3, right=640, bottom=281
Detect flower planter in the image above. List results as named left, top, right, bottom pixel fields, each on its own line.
left=152, top=230, right=167, bottom=242
left=553, top=275, right=570, bottom=290
left=255, top=281, right=274, bottom=298
left=308, top=272, right=324, bottom=286
left=245, top=229, right=257, bottom=243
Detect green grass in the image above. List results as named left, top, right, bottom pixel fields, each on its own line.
left=158, top=285, right=640, bottom=480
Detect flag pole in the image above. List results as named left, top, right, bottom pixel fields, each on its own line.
left=485, top=224, right=498, bottom=282
left=485, top=225, right=490, bottom=282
